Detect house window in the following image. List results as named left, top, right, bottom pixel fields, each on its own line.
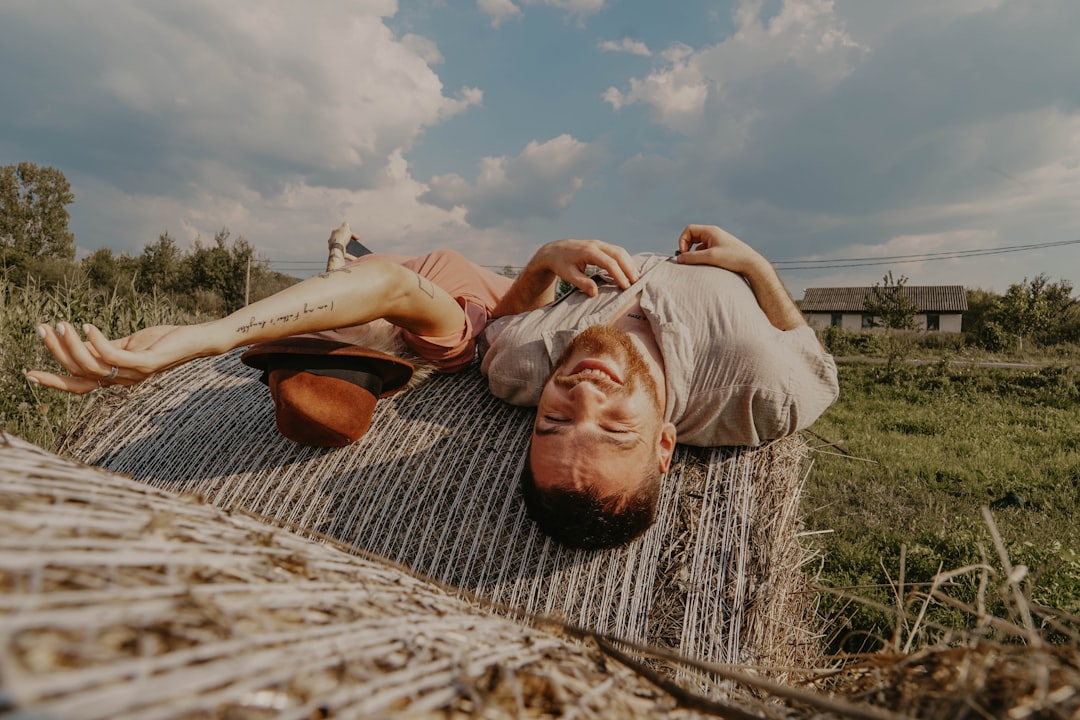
left=926, top=314, right=940, bottom=331
left=830, top=313, right=842, bottom=327
left=861, top=314, right=875, bottom=329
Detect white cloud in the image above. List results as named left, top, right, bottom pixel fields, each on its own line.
left=481, top=0, right=605, bottom=27
left=477, top=0, right=522, bottom=28
left=2, top=2, right=479, bottom=188
left=401, top=33, right=444, bottom=65
left=525, top=0, right=606, bottom=20
left=834, top=0, right=1006, bottom=45
left=605, top=0, right=864, bottom=135
left=71, top=151, right=529, bottom=270
left=848, top=229, right=997, bottom=261
left=0, top=2, right=498, bottom=263
left=604, top=43, right=707, bottom=133
left=597, top=37, right=651, bottom=57
left=423, top=135, right=602, bottom=228
left=787, top=229, right=1002, bottom=292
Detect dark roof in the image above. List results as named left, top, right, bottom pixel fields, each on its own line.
left=800, top=286, right=968, bottom=313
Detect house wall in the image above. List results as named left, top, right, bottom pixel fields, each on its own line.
left=914, top=314, right=963, bottom=332
left=805, top=313, right=863, bottom=331
left=939, top=314, right=963, bottom=333
left=805, top=312, right=963, bottom=332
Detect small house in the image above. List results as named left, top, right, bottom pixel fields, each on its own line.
left=800, top=285, right=967, bottom=332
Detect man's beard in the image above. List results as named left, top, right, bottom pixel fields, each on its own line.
left=549, top=324, right=662, bottom=417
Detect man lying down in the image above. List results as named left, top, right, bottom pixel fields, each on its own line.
left=27, top=223, right=838, bottom=549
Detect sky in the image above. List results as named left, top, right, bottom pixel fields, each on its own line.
left=2, top=0, right=1079, bottom=296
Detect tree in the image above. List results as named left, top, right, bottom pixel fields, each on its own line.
left=994, top=274, right=1074, bottom=351
left=82, top=247, right=121, bottom=289
left=864, top=271, right=917, bottom=330
left=176, top=228, right=264, bottom=313
left=81, top=247, right=139, bottom=292
left=0, top=162, right=75, bottom=261
left=138, top=232, right=183, bottom=294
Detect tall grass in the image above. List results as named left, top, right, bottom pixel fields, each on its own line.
left=1, top=271, right=198, bottom=448
left=805, top=361, right=1080, bottom=651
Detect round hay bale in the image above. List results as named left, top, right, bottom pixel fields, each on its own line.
left=58, top=352, right=818, bottom=675
left=0, top=433, right=713, bottom=719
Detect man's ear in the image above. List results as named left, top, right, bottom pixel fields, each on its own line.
left=656, top=422, right=677, bottom=473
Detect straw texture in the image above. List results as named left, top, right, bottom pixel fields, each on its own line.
left=0, top=433, right=713, bottom=719
left=59, top=351, right=816, bottom=674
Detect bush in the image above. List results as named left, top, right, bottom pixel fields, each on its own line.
left=820, top=327, right=889, bottom=356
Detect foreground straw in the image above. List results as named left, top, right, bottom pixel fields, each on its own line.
left=1, top=433, right=712, bottom=719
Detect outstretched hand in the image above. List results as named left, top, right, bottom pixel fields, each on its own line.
left=676, top=224, right=767, bottom=276
left=532, top=238, right=640, bottom=297
left=25, top=323, right=192, bottom=395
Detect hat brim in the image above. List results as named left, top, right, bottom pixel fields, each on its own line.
left=240, top=337, right=414, bottom=398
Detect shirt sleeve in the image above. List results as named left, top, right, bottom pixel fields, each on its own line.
left=674, top=326, right=839, bottom=447
left=479, top=315, right=550, bottom=407
left=776, top=325, right=840, bottom=436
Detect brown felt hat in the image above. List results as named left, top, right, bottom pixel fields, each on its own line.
left=240, top=337, right=414, bottom=447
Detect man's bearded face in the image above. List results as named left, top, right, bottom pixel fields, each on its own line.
left=549, top=324, right=662, bottom=419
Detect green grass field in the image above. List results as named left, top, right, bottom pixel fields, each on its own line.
left=804, top=361, right=1080, bottom=651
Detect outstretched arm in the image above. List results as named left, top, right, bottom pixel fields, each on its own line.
left=26, top=238, right=464, bottom=394
left=676, top=224, right=806, bottom=331
left=491, top=238, right=640, bottom=319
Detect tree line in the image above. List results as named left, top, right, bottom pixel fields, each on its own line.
left=2, top=162, right=294, bottom=315
left=863, top=271, right=1080, bottom=351
left=5, top=161, right=1079, bottom=345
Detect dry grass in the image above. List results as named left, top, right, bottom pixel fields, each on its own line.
left=0, top=433, right=707, bottom=719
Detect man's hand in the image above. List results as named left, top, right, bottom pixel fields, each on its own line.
left=491, top=238, right=639, bottom=319
left=676, top=224, right=768, bottom=277
left=26, top=323, right=194, bottom=394
left=533, top=238, right=640, bottom=297
left=676, top=224, right=807, bottom=331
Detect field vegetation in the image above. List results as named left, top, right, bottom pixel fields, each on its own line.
left=806, top=355, right=1080, bottom=652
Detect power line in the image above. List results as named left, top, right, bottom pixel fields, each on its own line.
left=260, top=237, right=1080, bottom=274
left=775, top=238, right=1080, bottom=271
left=773, top=238, right=1080, bottom=270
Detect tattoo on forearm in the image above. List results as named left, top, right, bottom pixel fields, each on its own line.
left=235, top=301, right=336, bottom=335
left=417, top=276, right=435, bottom=299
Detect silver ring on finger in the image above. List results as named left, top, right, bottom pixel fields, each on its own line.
left=103, top=365, right=119, bottom=380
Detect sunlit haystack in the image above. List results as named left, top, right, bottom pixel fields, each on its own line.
left=4, top=349, right=1077, bottom=718
left=58, top=352, right=819, bottom=676
left=0, top=434, right=710, bottom=718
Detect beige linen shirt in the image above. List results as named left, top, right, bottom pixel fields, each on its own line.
left=479, top=253, right=839, bottom=447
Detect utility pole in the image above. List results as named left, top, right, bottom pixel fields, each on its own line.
left=244, top=254, right=251, bottom=306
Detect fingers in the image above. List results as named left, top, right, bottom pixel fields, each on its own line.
left=31, top=322, right=140, bottom=394
left=545, top=239, right=639, bottom=290
left=678, top=224, right=721, bottom=253
left=83, top=324, right=153, bottom=376
left=581, top=242, right=637, bottom=290
left=25, top=370, right=100, bottom=395
left=676, top=248, right=714, bottom=265
left=564, top=270, right=600, bottom=298
left=60, top=322, right=114, bottom=378
left=37, top=322, right=108, bottom=379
